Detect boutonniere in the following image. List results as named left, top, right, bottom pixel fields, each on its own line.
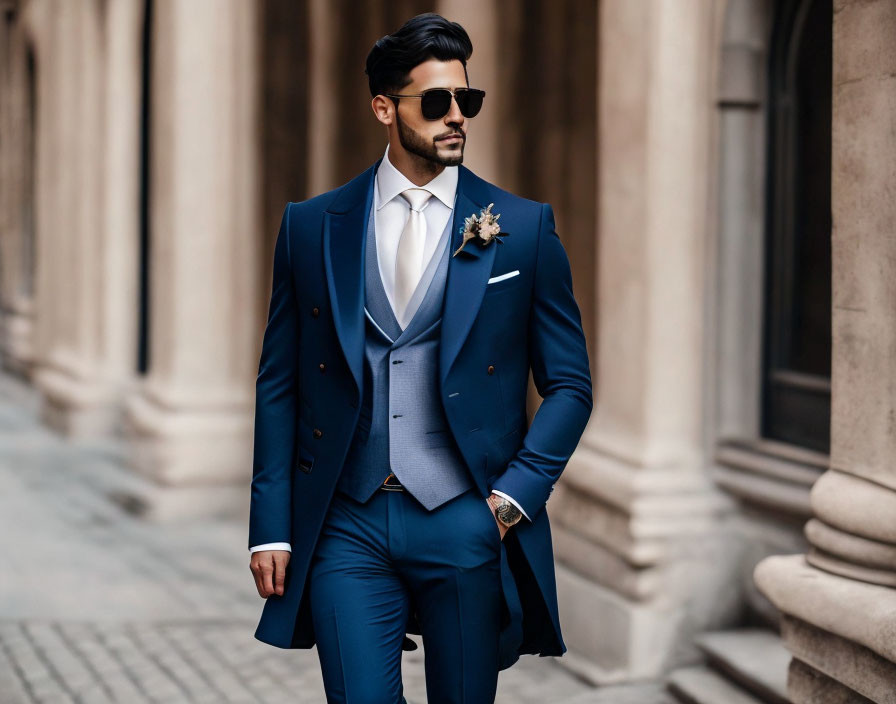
left=452, top=202, right=510, bottom=257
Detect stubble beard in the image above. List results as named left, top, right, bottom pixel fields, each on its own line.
left=396, top=111, right=464, bottom=174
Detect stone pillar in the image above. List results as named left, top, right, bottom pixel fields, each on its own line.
left=549, top=0, right=740, bottom=684
left=436, top=0, right=499, bottom=182
left=754, top=1, right=896, bottom=701
left=99, top=0, right=144, bottom=406
left=0, top=1, right=37, bottom=377
left=24, top=0, right=142, bottom=438
left=307, top=0, right=438, bottom=190
left=306, top=0, right=340, bottom=196
left=28, top=0, right=109, bottom=437
left=124, top=0, right=261, bottom=519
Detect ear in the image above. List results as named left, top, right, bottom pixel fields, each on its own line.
left=371, top=95, right=395, bottom=126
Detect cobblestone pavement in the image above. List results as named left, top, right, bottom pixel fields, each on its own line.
left=0, top=373, right=674, bottom=703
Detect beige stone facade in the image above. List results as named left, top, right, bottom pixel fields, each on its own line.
left=1, top=0, right=893, bottom=699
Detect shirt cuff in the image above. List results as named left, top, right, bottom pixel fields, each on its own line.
left=490, top=490, right=531, bottom=522
left=249, top=542, right=292, bottom=553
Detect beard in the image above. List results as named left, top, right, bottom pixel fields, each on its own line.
left=396, top=111, right=464, bottom=168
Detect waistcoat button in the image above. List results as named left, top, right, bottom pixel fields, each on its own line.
left=319, top=363, right=326, bottom=372
left=311, top=306, right=320, bottom=317
left=313, top=428, right=322, bottom=438
left=487, top=365, right=495, bottom=375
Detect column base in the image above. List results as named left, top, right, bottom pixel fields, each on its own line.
left=788, top=657, right=876, bottom=704
left=555, top=562, right=680, bottom=684
left=122, top=383, right=253, bottom=520
left=754, top=554, right=896, bottom=701
left=0, top=302, right=36, bottom=378
left=781, top=615, right=896, bottom=704
left=550, top=443, right=745, bottom=683
left=554, top=535, right=744, bottom=687
left=33, top=355, right=124, bottom=439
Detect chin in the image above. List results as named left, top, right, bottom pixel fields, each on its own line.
left=436, top=146, right=464, bottom=161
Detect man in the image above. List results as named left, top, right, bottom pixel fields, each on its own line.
left=248, top=12, right=592, bottom=704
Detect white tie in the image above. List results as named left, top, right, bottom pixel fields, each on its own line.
left=394, top=187, right=432, bottom=326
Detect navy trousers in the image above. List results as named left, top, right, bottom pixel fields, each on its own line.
left=308, top=485, right=505, bottom=703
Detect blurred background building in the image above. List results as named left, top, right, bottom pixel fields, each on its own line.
left=1, top=0, right=894, bottom=702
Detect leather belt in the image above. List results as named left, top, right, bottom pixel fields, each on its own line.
left=380, top=472, right=404, bottom=491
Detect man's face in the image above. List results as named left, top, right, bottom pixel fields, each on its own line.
left=391, top=58, right=468, bottom=167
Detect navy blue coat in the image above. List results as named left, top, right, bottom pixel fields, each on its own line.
left=248, top=156, right=593, bottom=669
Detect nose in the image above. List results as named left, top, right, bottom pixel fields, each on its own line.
left=444, top=93, right=465, bottom=125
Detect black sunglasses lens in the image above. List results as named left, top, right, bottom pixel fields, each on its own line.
left=456, top=90, right=484, bottom=118
left=421, top=90, right=452, bottom=119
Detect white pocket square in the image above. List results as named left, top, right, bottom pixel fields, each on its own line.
left=487, top=270, right=520, bottom=284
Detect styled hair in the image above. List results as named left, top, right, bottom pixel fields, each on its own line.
left=365, top=13, right=473, bottom=98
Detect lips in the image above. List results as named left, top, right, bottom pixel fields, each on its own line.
left=439, top=134, right=464, bottom=142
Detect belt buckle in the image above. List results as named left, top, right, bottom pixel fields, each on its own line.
left=381, top=472, right=404, bottom=491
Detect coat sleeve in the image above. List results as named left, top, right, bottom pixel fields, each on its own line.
left=248, top=203, right=298, bottom=548
left=489, top=202, right=594, bottom=521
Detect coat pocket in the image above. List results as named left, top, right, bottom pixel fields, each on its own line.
left=296, top=444, right=315, bottom=474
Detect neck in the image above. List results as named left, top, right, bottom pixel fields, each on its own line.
left=387, top=141, right=445, bottom=186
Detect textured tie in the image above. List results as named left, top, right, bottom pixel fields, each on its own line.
left=394, top=187, right=432, bottom=327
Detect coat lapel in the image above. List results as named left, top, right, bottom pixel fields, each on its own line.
left=323, top=157, right=496, bottom=397
left=323, top=158, right=380, bottom=398
left=438, top=165, right=496, bottom=385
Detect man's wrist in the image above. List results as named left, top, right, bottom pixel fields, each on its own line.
left=490, top=490, right=530, bottom=521
left=249, top=542, right=292, bottom=553
left=488, top=492, right=523, bottom=528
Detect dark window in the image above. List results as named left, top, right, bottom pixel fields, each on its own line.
left=761, top=0, right=832, bottom=453
left=138, top=0, right=153, bottom=374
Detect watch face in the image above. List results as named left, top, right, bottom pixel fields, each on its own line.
left=495, top=500, right=522, bottom=526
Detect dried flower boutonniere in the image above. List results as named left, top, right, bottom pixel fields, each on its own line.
left=452, top=202, right=510, bottom=257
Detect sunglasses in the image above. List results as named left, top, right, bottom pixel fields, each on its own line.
left=384, top=87, right=486, bottom=120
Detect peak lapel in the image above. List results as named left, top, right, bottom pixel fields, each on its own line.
left=323, top=158, right=381, bottom=398
left=439, top=165, right=497, bottom=385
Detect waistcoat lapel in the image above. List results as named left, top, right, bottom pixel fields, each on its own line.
left=363, top=200, right=402, bottom=342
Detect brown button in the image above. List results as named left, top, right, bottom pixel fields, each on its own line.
left=487, top=365, right=495, bottom=375
left=312, top=428, right=322, bottom=439
left=319, top=363, right=326, bottom=372
left=311, top=306, right=320, bottom=317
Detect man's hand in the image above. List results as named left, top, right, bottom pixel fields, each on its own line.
left=250, top=550, right=291, bottom=598
left=487, top=496, right=509, bottom=541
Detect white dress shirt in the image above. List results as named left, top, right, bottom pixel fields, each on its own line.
left=374, top=142, right=458, bottom=321
left=249, top=145, right=527, bottom=554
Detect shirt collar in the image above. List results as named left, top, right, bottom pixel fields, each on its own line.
left=375, top=142, right=458, bottom=211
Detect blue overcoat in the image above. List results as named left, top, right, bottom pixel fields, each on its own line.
left=249, top=155, right=593, bottom=670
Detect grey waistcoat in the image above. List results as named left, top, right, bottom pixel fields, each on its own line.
left=335, top=196, right=475, bottom=509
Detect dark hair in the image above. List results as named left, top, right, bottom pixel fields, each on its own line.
left=365, top=13, right=473, bottom=98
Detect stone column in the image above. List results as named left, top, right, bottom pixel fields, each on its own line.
left=0, top=1, right=36, bottom=376
left=124, top=0, right=261, bottom=519
left=754, top=1, right=896, bottom=701
left=549, top=0, right=740, bottom=684
left=99, top=0, right=144, bottom=407
left=23, top=0, right=142, bottom=438
left=307, top=0, right=441, bottom=190
left=27, top=0, right=110, bottom=437
left=436, top=0, right=499, bottom=182
left=306, top=0, right=340, bottom=196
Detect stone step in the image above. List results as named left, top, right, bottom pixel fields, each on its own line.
left=695, top=628, right=790, bottom=704
left=667, top=666, right=768, bottom=704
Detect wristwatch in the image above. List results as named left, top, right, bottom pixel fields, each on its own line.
left=488, top=493, right=523, bottom=528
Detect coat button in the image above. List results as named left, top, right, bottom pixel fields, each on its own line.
left=319, top=363, right=326, bottom=372
left=311, top=306, right=320, bottom=317
left=487, top=365, right=495, bottom=375
left=312, top=428, right=322, bottom=438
